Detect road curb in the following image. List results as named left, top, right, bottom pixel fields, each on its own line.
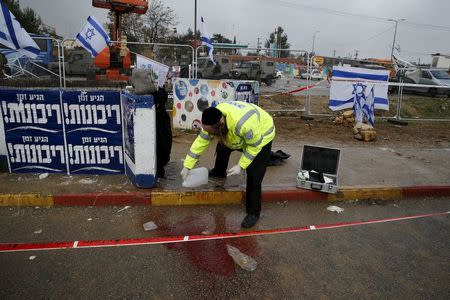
left=0, top=185, right=449, bottom=207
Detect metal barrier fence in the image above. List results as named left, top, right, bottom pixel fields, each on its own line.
left=305, top=55, right=450, bottom=122
left=58, top=40, right=194, bottom=88
left=0, top=36, right=65, bottom=88
left=2, top=39, right=449, bottom=122
left=194, top=45, right=310, bottom=113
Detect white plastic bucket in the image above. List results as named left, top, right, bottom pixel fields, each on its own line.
left=182, top=167, right=209, bottom=188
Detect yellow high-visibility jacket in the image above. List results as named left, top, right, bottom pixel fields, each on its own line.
left=183, top=101, right=275, bottom=170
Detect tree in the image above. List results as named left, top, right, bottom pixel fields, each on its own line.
left=3, top=0, right=43, bottom=34
left=264, top=26, right=290, bottom=58
left=106, top=0, right=177, bottom=43
left=122, top=13, right=145, bottom=42
left=142, top=0, right=177, bottom=43
left=167, top=28, right=200, bottom=47
left=211, top=34, right=232, bottom=44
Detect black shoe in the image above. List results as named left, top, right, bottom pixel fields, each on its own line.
left=241, top=214, right=260, bottom=228
left=209, top=169, right=226, bottom=179
left=275, top=150, right=291, bottom=159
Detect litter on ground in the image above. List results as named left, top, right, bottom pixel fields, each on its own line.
left=226, top=244, right=258, bottom=272
left=38, top=173, right=49, bottom=180
left=143, top=221, right=158, bottom=231
left=117, top=206, right=130, bottom=213
left=327, top=205, right=345, bottom=213
left=79, top=178, right=97, bottom=184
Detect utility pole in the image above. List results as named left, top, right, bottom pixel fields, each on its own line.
left=354, top=49, right=359, bottom=60
left=194, top=0, right=197, bottom=36
left=256, top=37, right=261, bottom=55
left=388, top=18, right=405, bottom=61
left=333, top=49, right=336, bottom=57
left=312, top=31, right=319, bottom=55
left=274, top=27, right=278, bottom=58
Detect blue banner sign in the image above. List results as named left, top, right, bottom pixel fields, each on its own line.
left=63, top=90, right=124, bottom=174
left=0, top=89, right=124, bottom=174
left=1, top=89, right=66, bottom=173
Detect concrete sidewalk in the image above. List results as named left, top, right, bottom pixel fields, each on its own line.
left=1, top=132, right=450, bottom=206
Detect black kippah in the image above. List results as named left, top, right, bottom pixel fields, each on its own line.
left=202, top=107, right=222, bottom=125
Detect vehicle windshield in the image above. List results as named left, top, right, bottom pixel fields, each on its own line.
left=197, top=59, right=209, bottom=68
left=430, top=70, right=450, bottom=79
left=237, top=62, right=251, bottom=68
left=32, top=38, right=48, bottom=52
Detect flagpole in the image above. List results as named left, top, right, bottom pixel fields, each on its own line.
left=194, top=0, right=197, bottom=35
left=194, top=0, right=197, bottom=78
left=388, top=18, right=405, bottom=61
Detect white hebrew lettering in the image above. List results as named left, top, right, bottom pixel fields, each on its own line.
left=67, top=144, right=123, bottom=165
left=64, top=104, right=121, bottom=125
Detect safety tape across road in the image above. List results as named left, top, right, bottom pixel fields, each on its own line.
left=332, top=78, right=450, bottom=90
left=263, top=79, right=326, bottom=97
left=0, top=211, right=447, bottom=253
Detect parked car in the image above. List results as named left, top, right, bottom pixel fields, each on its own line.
left=300, top=70, right=323, bottom=80
left=390, top=68, right=450, bottom=96
left=229, top=60, right=276, bottom=86
left=197, top=55, right=233, bottom=79
left=49, top=49, right=95, bottom=76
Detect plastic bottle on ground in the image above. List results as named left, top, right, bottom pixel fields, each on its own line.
left=182, top=167, right=208, bottom=188
left=226, top=244, right=258, bottom=272
left=143, top=221, right=157, bottom=231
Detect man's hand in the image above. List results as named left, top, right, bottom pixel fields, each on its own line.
left=227, top=164, right=242, bottom=176
left=180, top=167, right=190, bottom=180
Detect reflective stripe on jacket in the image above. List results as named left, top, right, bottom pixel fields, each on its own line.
left=183, top=101, right=275, bottom=170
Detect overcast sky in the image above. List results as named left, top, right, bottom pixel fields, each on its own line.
left=19, top=0, right=450, bottom=63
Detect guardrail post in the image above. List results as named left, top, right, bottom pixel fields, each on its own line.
left=301, top=53, right=314, bottom=120
left=388, top=78, right=408, bottom=126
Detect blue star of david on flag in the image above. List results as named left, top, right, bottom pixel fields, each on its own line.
left=76, top=16, right=110, bottom=57
left=85, top=28, right=95, bottom=40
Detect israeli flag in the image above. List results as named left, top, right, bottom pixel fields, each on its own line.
left=329, top=66, right=390, bottom=125
left=200, top=17, right=215, bottom=65
left=76, top=16, right=110, bottom=57
left=0, top=2, right=40, bottom=59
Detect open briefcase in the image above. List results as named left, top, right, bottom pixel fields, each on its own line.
left=296, top=145, right=341, bottom=194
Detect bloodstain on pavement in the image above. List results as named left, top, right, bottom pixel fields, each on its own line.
left=157, top=213, right=260, bottom=277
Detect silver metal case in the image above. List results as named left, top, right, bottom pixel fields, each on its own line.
left=296, top=145, right=341, bottom=194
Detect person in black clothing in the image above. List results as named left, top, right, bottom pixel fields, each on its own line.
left=152, top=87, right=172, bottom=178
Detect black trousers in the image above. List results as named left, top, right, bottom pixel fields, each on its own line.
left=212, top=141, right=272, bottom=216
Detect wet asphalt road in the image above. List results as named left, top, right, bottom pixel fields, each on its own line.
left=0, top=198, right=449, bottom=299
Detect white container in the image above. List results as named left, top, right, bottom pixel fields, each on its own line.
left=182, top=167, right=209, bottom=188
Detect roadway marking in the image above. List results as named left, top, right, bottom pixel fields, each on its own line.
left=0, top=211, right=448, bottom=253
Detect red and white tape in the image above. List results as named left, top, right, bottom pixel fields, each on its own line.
left=0, top=211, right=448, bottom=253
left=264, top=80, right=325, bottom=98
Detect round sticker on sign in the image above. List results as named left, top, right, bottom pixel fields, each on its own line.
left=175, top=80, right=188, bottom=100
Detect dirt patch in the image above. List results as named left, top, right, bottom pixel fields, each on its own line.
left=258, top=91, right=450, bottom=147
left=273, top=117, right=450, bottom=148
left=172, top=92, right=450, bottom=148
left=260, top=93, right=450, bottom=118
